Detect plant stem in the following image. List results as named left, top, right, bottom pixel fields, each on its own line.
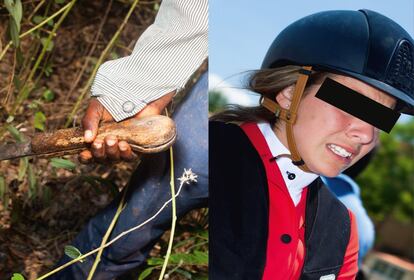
left=10, top=0, right=78, bottom=116
left=0, top=1, right=73, bottom=62
left=63, top=0, right=113, bottom=104
left=36, top=173, right=188, bottom=280
left=3, top=50, right=17, bottom=108
left=164, top=260, right=183, bottom=279
left=21, top=1, right=72, bottom=39
left=0, top=42, right=12, bottom=63
left=158, top=145, right=177, bottom=280
left=27, top=0, right=47, bottom=22
left=64, top=0, right=141, bottom=128
left=87, top=184, right=128, bottom=279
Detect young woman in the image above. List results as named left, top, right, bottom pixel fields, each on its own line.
left=210, top=9, right=413, bottom=279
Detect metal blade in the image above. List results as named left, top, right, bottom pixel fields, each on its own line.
left=0, top=142, right=33, bottom=160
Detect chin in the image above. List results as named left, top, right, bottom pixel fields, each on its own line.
left=310, top=163, right=342, bottom=178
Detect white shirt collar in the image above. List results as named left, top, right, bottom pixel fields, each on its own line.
left=257, top=122, right=318, bottom=206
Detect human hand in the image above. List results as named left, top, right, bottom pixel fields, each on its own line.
left=79, top=92, right=174, bottom=163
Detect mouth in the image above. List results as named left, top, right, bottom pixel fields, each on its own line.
left=326, top=143, right=355, bottom=163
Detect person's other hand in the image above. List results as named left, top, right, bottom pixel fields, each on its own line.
left=79, top=92, right=174, bottom=163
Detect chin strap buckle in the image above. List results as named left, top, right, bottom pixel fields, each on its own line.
left=261, top=98, right=297, bottom=124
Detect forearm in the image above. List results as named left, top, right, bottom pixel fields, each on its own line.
left=91, top=0, right=208, bottom=121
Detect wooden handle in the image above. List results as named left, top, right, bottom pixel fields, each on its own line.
left=31, top=115, right=176, bottom=156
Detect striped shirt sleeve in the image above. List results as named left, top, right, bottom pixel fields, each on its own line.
left=90, top=0, right=208, bottom=121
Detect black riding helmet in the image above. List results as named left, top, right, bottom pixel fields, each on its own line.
left=262, top=9, right=414, bottom=115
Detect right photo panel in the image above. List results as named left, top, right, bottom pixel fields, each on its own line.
left=209, top=1, right=414, bottom=279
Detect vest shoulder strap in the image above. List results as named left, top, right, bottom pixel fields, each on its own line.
left=301, top=179, right=351, bottom=279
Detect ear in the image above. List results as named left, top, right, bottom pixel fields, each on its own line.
left=275, top=85, right=294, bottom=109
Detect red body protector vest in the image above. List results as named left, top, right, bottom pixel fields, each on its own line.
left=209, top=121, right=357, bottom=280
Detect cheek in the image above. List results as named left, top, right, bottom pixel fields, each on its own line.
left=297, top=98, right=346, bottom=135
left=293, top=99, right=332, bottom=157
left=293, top=100, right=354, bottom=162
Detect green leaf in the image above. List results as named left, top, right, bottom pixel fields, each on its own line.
left=40, top=38, right=54, bottom=52
left=64, top=245, right=84, bottom=262
left=0, top=176, right=6, bottom=205
left=5, top=0, right=22, bottom=23
left=42, top=185, right=52, bottom=205
left=9, top=20, right=20, bottom=47
left=42, top=89, right=55, bottom=102
left=168, top=251, right=208, bottom=266
left=55, top=0, right=65, bottom=4
left=147, top=257, right=165, bottom=266
left=34, top=111, right=46, bottom=131
left=192, top=250, right=208, bottom=265
left=13, top=75, right=21, bottom=90
left=32, top=15, right=44, bottom=24
left=6, top=116, right=14, bottom=123
left=81, top=175, right=118, bottom=196
left=193, top=275, right=208, bottom=280
left=198, top=230, right=208, bottom=240
left=5, top=0, right=22, bottom=47
left=50, top=158, right=76, bottom=170
left=3, top=0, right=13, bottom=10
left=18, top=158, right=28, bottom=181
left=16, top=47, right=23, bottom=65
left=27, top=163, right=37, bottom=198
left=138, top=266, right=155, bottom=280
left=28, top=101, right=39, bottom=110
left=19, top=84, right=31, bottom=102
left=175, top=268, right=192, bottom=279
left=173, top=237, right=196, bottom=249
left=13, top=0, right=23, bottom=24
left=44, top=65, right=53, bottom=77
left=110, top=51, right=119, bottom=60
left=11, top=273, right=25, bottom=280
left=7, top=125, right=23, bottom=143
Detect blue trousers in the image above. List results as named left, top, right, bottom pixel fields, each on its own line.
left=51, top=73, right=208, bottom=279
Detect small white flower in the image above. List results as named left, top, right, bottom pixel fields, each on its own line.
left=178, top=168, right=198, bottom=185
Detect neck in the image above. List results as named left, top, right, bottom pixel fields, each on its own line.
left=272, top=122, right=290, bottom=151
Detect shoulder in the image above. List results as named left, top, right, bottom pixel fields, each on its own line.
left=209, top=121, right=253, bottom=152
left=209, top=121, right=243, bottom=138
left=209, top=121, right=265, bottom=179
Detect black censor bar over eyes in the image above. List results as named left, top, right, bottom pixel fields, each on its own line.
left=315, top=78, right=400, bottom=133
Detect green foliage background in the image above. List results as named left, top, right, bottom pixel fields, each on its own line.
left=356, top=119, right=414, bottom=224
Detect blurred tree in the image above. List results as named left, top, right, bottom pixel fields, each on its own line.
left=209, top=90, right=228, bottom=113
left=356, top=119, right=414, bottom=224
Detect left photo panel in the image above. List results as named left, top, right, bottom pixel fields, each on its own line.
left=0, top=0, right=208, bottom=279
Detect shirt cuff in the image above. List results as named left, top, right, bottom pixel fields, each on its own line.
left=96, top=95, right=147, bottom=122
left=91, top=69, right=177, bottom=122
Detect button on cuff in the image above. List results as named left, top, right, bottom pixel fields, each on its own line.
left=97, top=96, right=141, bottom=122
left=122, top=101, right=136, bottom=113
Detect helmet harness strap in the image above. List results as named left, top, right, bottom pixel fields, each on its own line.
left=261, top=66, right=313, bottom=172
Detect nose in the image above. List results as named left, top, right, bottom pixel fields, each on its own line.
left=345, top=116, right=377, bottom=145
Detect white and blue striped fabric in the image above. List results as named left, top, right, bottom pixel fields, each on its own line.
left=91, top=0, right=208, bottom=121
